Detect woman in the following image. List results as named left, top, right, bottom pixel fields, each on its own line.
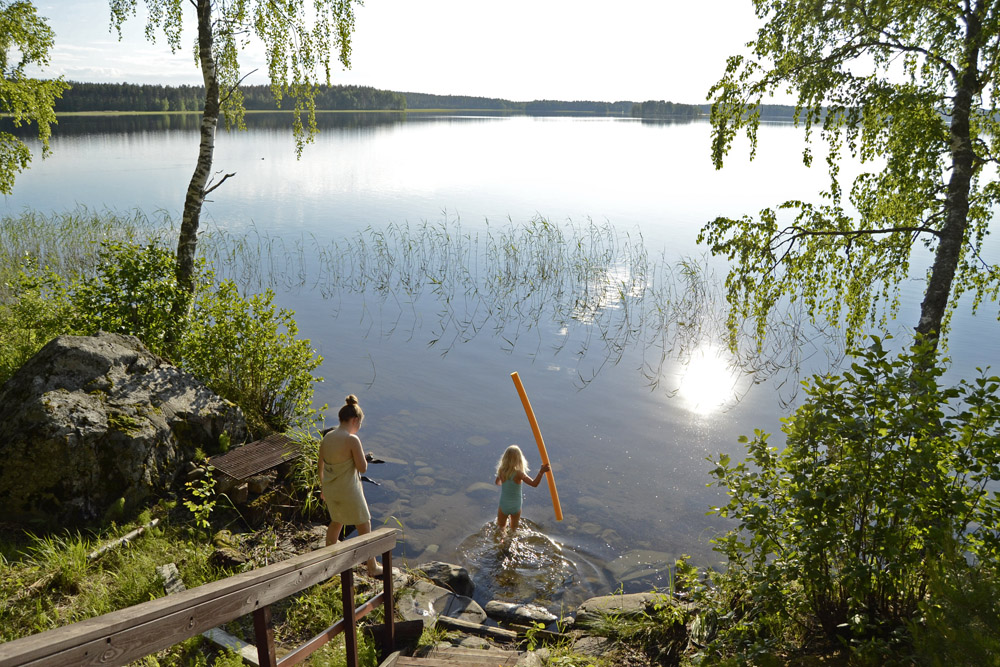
left=318, top=394, right=382, bottom=576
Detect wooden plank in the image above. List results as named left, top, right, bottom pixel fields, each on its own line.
left=252, top=606, right=276, bottom=667
left=157, top=562, right=259, bottom=666
left=381, top=551, right=395, bottom=657
left=424, top=647, right=521, bottom=663
left=376, top=651, right=400, bottom=667
left=277, top=593, right=385, bottom=666
left=0, top=528, right=398, bottom=667
left=201, top=628, right=260, bottom=666
left=342, top=570, right=358, bottom=667
left=435, top=616, right=518, bottom=641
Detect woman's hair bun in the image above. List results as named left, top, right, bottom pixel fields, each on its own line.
left=345, top=394, right=359, bottom=405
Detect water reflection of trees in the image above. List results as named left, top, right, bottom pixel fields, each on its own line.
left=203, top=217, right=839, bottom=403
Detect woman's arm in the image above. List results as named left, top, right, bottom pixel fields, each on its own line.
left=317, top=446, right=325, bottom=498
left=351, top=435, right=369, bottom=474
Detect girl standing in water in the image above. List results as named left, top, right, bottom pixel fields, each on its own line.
left=318, top=394, right=382, bottom=575
left=494, top=444, right=550, bottom=535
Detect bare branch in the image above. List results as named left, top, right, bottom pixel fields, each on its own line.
left=221, top=68, right=259, bottom=105
left=204, top=170, right=237, bottom=196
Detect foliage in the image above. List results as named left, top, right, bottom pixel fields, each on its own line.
left=53, top=81, right=406, bottom=113
left=0, top=0, right=70, bottom=194
left=911, top=556, right=1000, bottom=666
left=183, top=467, right=217, bottom=530
left=180, top=280, right=324, bottom=435
left=707, top=338, right=1000, bottom=649
left=69, top=240, right=193, bottom=358
left=286, top=427, right=326, bottom=519
left=700, top=0, right=1000, bottom=350
left=110, top=0, right=361, bottom=154
left=0, top=257, right=70, bottom=383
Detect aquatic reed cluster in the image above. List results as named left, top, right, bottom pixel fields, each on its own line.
left=201, top=214, right=833, bottom=401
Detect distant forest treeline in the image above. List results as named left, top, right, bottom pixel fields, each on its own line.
left=54, top=82, right=406, bottom=113
left=54, top=82, right=727, bottom=119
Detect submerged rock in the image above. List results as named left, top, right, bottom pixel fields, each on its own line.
left=413, top=560, right=475, bottom=597
left=0, top=332, right=247, bottom=525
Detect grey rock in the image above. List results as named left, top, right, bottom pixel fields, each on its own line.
left=484, top=600, right=557, bottom=625
left=398, top=579, right=487, bottom=628
left=516, top=648, right=549, bottom=667
left=571, top=635, right=616, bottom=657
left=458, top=636, right=491, bottom=649
left=413, top=560, right=475, bottom=597
left=0, top=332, right=247, bottom=525
left=574, top=592, right=661, bottom=630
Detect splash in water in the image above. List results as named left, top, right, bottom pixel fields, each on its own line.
left=457, top=520, right=606, bottom=610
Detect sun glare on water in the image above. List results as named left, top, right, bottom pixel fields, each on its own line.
left=678, top=346, right=738, bottom=416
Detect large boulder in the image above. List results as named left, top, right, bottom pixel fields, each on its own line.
left=0, top=332, right=247, bottom=525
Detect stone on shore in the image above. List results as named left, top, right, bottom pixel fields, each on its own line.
left=398, top=578, right=487, bottom=628
left=0, top=332, right=247, bottom=525
left=574, top=591, right=661, bottom=629
left=484, top=600, right=558, bottom=626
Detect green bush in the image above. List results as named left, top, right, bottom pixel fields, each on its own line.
left=70, top=241, right=191, bottom=359
left=0, top=258, right=71, bottom=383
left=911, top=556, right=1000, bottom=666
left=707, top=337, right=1000, bottom=648
left=180, top=280, right=323, bottom=435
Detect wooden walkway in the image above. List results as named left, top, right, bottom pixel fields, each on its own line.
left=381, top=646, right=523, bottom=666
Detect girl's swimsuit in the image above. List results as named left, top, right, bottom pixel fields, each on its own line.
left=499, top=478, right=522, bottom=515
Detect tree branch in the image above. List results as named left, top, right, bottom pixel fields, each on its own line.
left=774, top=224, right=941, bottom=249
left=220, top=68, right=258, bottom=105
left=204, top=170, right=236, bottom=196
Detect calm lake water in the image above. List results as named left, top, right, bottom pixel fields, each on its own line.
left=4, top=113, right=998, bottom=609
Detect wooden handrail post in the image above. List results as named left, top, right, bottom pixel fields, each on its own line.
left=253, top=605, right=277, bottom=667
left=381, top=549, right=395, bottom=658
left=341, top=569, right=358, bottom=667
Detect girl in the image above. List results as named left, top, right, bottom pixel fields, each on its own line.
left=318, top=394, right=382, bottom=576
left=494, top=444, right=551, bottom=534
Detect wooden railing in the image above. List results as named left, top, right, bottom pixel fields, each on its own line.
left=0, top=527, right=399, bottom=667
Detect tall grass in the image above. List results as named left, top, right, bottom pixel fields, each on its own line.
left=0, top=207, right=172, bottom=284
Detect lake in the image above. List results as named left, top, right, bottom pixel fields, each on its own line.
left=4, top=112, right=997, bottom=610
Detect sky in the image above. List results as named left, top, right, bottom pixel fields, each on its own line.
left=33, top=0, right=761, bottom=104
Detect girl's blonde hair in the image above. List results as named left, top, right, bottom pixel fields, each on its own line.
left=496, top=444, right=529, bottom=482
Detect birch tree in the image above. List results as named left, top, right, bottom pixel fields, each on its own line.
left=0, top=0, right=68, bottom=195
left=700, top=0, right=1000, bottom=351
left=109, top=0, right=361, bottom=294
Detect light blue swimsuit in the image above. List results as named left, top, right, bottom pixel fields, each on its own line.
left=499, top=478, right=522, bottom=515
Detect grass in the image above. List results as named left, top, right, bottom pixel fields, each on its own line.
left=0, top=500, right=387, bottom=665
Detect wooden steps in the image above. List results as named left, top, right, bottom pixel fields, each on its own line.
left=380, top=645, right=523, bottom=666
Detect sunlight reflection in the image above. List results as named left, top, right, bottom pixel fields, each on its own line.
left=678, top=345, right=739, bottom=415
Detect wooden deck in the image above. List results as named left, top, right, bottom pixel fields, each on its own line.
left=381, top=646, right=523, bottom=666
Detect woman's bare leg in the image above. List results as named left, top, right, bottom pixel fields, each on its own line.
left=355, top=521, right=383, bottom=576
left=326, top=521, right=344, bottom=546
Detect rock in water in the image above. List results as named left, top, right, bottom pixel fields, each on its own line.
left=413, top=560, right=475, bottom=597
left=0, top=332, right=247, bottom=525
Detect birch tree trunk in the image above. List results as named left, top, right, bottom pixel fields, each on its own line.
left=915, top=14, right=982, bottom=343
left=175, top=0, right=219, bottom=295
